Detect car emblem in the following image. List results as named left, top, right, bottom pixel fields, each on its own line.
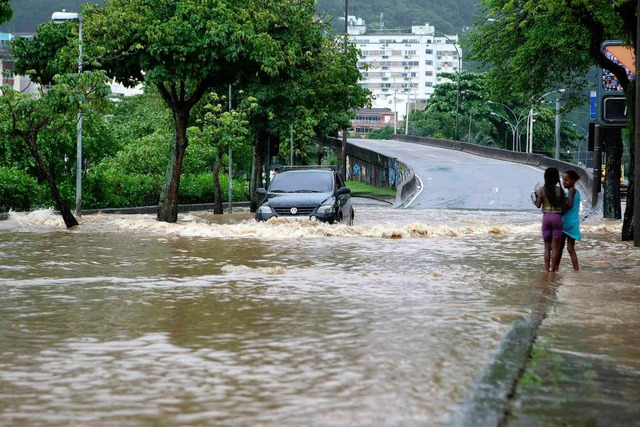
left=290, top=207, right=298, bottom=215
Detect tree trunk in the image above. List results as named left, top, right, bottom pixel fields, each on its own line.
left=24, top=136, right=78, bottom=228
left=623, top=79, right=636, bottom=241
left=603, top=127, right=622, bottom=219
left=622, top=142, right=635, bottom=240
left=157, top=109, right=189, bottom=223
left=212, top=148, right=224, bottom=214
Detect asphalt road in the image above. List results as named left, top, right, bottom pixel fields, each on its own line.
left=349, top=138, right=545, bottom=211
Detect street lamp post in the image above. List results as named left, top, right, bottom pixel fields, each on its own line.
left=528, top=89, right=565, bottom=156
left=52, top=10, right=83, bottom=215
left=488, top=101, right=529, bottom=148
left=491, top=112, right=516, bottom=149
left=392, top=74, right=398, bottom=134
left=572, top=123, right=588, bottom=165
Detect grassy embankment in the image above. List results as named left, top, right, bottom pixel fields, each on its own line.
left=346, top=180, right=396, bottom=200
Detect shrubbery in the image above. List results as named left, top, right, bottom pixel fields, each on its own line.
left=0, top=166, right=249, bottom=212
left=83, top=170, right=248, bottom=209
left=0, top=167, right=51, bottom=212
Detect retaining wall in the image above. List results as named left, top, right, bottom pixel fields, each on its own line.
left=327, top=137, right=417, bottom=207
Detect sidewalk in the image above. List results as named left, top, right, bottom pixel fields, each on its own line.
left=507, top=272, right=640, bottom=426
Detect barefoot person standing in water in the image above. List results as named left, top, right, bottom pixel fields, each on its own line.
left=532, top=167, right=566, bottom=272
left=561, top=170, right=581, bottom=271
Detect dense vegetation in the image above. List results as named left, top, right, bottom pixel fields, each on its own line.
left=0, top=0, right=368, bottom=227
left=1, top=0, right=478, bottom=34
left=467, top=0, right=637, bottom=243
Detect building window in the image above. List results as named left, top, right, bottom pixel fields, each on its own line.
left=425, top=60, right=433, bottom=65
left=425, top=49, right=433, bottom=54
left=425, top=71, right=433, bottom=76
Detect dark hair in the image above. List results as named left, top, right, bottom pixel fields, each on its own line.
left=564, top=169, right=580, bottom=181
left=544, top=167, right=564, bottom=208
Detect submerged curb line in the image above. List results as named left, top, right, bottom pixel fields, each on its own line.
left=456, top=292, right=552, bottom=426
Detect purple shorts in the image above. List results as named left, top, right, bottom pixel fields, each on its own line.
left=541, top=213, right=563, bottom=242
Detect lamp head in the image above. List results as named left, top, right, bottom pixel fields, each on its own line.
left=52, top=11, right=80, bottom=23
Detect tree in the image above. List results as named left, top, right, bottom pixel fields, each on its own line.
left=467, top=0, right=637, bottom=241
left=0, top=0, right=11, bottom=25
left=0, top=71, right=111, bottom=228
left=409, top=72, right=499, bottom=144
left=242, top=33, right=370, bottom=210
left=368, top=126, right=395, bottom=140
left=85, top=0, right=331, bottom=223
left=191, top=91, right=256, bottom=214
left=11, top=21, right=78, bottom=85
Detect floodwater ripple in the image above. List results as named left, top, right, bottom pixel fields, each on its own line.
left=0, top=206, right=636, bottom=426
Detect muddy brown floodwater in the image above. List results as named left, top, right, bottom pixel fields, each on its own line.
left=0, top=205, right=637, bottom=426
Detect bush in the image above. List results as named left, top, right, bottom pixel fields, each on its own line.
left=180, top=173, right=249, bottom=204
left=0, top=167, right=44, bottom=212
left=83, top=170, right=249, bottom=209
left=84, top=170, right=162, bottom=209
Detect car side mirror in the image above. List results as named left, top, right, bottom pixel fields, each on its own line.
left=256, top=187, right=267, bottom=196
left=337, top=186, right=351, bottom=195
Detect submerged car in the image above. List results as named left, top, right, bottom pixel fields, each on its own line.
left=256, top=167, right=354, bottom=225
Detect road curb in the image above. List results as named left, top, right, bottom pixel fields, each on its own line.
left=456, top=281, right=556, bottom=426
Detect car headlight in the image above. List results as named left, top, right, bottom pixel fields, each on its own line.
left=316, top=204, right=335, bottom=214
left=257, top=205, right=274, bottom=214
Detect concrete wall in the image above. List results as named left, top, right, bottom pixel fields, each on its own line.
left=327, top=137, right=417, bottom=207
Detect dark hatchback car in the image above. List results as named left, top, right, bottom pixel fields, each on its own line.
left=256, top=167, right=354, bottom=225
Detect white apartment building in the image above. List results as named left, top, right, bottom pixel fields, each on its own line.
left=348, top=17, right=461, bottom=127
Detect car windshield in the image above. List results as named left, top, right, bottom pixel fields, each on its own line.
left=269, top=171, right=333, bottom=193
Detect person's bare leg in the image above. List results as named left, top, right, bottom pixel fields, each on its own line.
left=567, top=238, right=579, bottom=271
left=544, top=242, right=552, bottom=272
left=551, top=236, right=563, bottom=272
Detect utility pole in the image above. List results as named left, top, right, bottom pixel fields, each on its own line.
left=340, top=0, right=348, bottom=180
left=228, top=84, right=233, bottom=214
left=593, top=124, right=603, bottom=207
left=634, top=2, right=640, bottom=246
left=554, top=97, right=561, bottom=159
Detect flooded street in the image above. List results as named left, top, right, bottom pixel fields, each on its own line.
left=0, top=206, right=638, bottom=426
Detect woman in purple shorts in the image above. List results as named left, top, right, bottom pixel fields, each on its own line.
left=532, top=167, right=566, bottom=272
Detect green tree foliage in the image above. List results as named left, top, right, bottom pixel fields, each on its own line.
left=0, top=70, right=111, bottom=227
left=467, top=0, right=636, bottom=238
left=0, top=0, right=11, bottom=25
left=466, top=0, right=633, bottom=103
left=367, top=125, right=395, bottom=140
left=409, top=72, right=498, bottom=144
left=312, top=0, right=477, bottom=34
left=11, top=20, right=78, bottom=85
left=243, top=32, right=370, bottom=209
left=0, top=167, right=42, bottom=213
left=81, top=88, right=249, bottom=210
left=191, top=91, right=257, bottom=213
left=85, top=0, right=341, bottom=223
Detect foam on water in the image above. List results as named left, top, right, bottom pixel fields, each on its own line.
left=4, top=209, right=552, bottom=241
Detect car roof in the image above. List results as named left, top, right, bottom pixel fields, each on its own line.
left=278, top=168, right=334, bottom=174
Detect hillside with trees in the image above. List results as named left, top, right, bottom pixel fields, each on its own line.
left=1, top=0, right=478, bottom=34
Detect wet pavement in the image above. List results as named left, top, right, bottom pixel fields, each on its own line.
left=506, top=270, right=640, bottom=426
left=360, top=138, right=640, bottom=426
